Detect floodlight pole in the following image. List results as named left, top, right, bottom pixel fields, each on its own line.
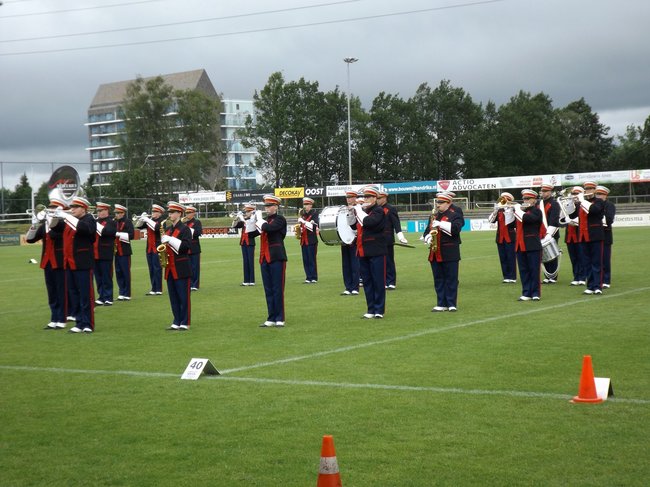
left=344, top=57, right=358, bottom=186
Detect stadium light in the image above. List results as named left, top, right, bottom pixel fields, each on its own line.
left=344, top=57, right=358, bottom=186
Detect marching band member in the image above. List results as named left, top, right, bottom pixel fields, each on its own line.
left=538, top=184, right=561, bottom=283
left=233, top=202, right=260, bottom=286
left=570, top=181, right=605, bottom=295
left=442, top=191, right=465, bottom=224
left=298, top=197, right=319, bottom=283
left=54, top=196, right=97, bottom=333
left=94, top=202, right=117, bottom=306
left=424, top=192, right=463, bottom=312
left=596, top=186, right=615, bottom=288
left=25, top=197, right=68, bottom=329
left=136, top=204, right=165, bottom=296
left=161, top=202, right=192, bottom=330
left=377, top=189, right=408, bottom=290
left=256, top=195, right=288, bottom=327
left=514, top=189, right=543, bottom=301
left=340, top=190, right=360, bottom=296
left=184, top=205, right=202, bottom=291
left=113, top=204, right=134, bottom=301
left=487, top=192, right=517, bottom=283
left=560, top=187, right=588, bottom=286
left=353, top=185, right=388, bottom=319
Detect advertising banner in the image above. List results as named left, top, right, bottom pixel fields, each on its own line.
left=562, top=170, right=631, bottom=186
left=227, top=190, right=267, bottom=203
left=275, top=187, right=304, bottom=199
left=382, top=181, right=438, bottom=194
left=178, top=191, right=227, bottom=204
left=326, top=184, right=366, bottom=197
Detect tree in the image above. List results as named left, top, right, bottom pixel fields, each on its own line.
left=557, top=98, right=613, bottom=173
left=110, top=76, right=222, bottom=200
left=8, top=174, right=33, bottom=214
left=410, top=80, right=484, bottom=180
left=609, top=114, right=650, bottom=170
left=486, top=91, right=567, bottom=177
left=240, top=72, right=290, bottom=187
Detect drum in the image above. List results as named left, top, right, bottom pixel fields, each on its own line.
left=318, top=206, right=356, bottom=246
left=541, top=238, right=560, bottom=263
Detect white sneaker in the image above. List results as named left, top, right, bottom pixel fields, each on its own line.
left=44, top=322, right=57, bottom=330
left=374, top=314, right=384, bottom=319
left=304, top=280, right=311, bottom=284
left=83, top=328, right=93, bottom=333
left=570, top=281, right=579, bottom=286
left=502, top=279, right=509, bottom=283
left=341, top=290, right=351, bottom=295
left=532, top=296, right=540, bottom=301
left=274, top=321, right=285, bottom=327
left=260, top=321, right=275, bottom=327
left=431, top=306, right=448, bottom=312
left=362, top=313, right=374, bottom=319
left=518, top=296, right=531, bottom=301
left=548, top=279, right=557, bottom=283
left=117, top=295, right=125, bottom=301
left=248, top=283, right=255, bottom=286
left=167, top=324, right=180, bottom=330
left=55, top=322, right=66, bottom=329
left=123, top=296, right=131, bottom=301
left=104, top=301, right=113, bottom=306
left=387, top=284, right=396, bottom=290
left=594, top=289, right=602, bottom=295
left=155, top=291, right=163, bottom=295
left=542, top=279, right=550, bottom=284
left=67, top=316, right=76, bottom=321
left=448, top=306, right=458, bottom=311
left=95, top=299, right=104, bottom=305
left=179, top=325, right=189, bottom=330
left=190, top=287, right=198, bottom=291
left=351, top=290, right=359, bottom=295
left=311, top=280, right=318, bottom=283
left=145, top=291, right=156, bottom=296
left=69, top=327, right=82, bottom=333
left=602, top=283, right=610, bottom=288
left=578, top=281, right=586, bottom=286
left=583, top=289, right=594, bottom=295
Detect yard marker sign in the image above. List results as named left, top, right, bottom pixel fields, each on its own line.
left=181, top=358, right=220, bottom=380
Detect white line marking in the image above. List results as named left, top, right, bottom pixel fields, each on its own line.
left=222, top=287, right=650, bottom=374
left=1, top=365, right=648, bottom=404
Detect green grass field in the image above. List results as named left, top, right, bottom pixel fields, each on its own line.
left=1, top=227, right=649, bottom=486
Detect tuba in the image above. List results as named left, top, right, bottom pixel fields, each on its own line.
left=156, top=218, right=171, bottom=268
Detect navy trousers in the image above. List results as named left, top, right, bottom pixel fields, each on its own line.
left=167, top=277, right=190, bottom=327
left=94, top=258, right=113, bottom=302
left=66, top=269, right=95, bottom=330
left=146, top=252, right=163, bottom=293
left=497, top=241, right=517, bottom=280
left=301, top=244, right=318, bottom=281
left=241, top=245, right=256, bottom=284
left=261, top=260, right=286, bottom=322
left=583, top=241, right=604, bottom=291
left=603, top=244, right=612, bottom=285
left=516, top=250, right=541, bottom=298
left=359, top=255, right=386, bottom=315
left=114, top=254, right=131, bottom=297
left=431, top=260, right=459, bottom=308
left=341, top=244, right=360, bottom=292
left=44, top=265, right=66, bottom=323
left=189, top=253, right=200, bottom=289
left=385, top=244, right=396, bottom=287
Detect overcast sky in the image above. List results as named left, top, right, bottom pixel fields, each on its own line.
left=1, top=0, right=649, bottom=190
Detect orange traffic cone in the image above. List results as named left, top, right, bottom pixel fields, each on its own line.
left=317, top=435, right=342, bottom=487
left=571, top=355, right=603, bottom=403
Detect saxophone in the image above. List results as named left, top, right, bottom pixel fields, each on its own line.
left=428, top=210, right=439, bottom=252
left=294, top=208, right=303, bottom=239
left=156, top=218, right=171, bottom=268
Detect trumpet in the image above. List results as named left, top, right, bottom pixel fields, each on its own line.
left=496, top=196, right=516, bottom=208
left=132, top=213, right=150, bottom=223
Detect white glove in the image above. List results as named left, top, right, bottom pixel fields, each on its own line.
left=546, top=225, right=558, bottom=237
left=31, top=212, right=41, bottom=225
left=160, top=235, right=171, bottom=244
left=424, top=233, right=433, bottom=245
left=438, top=221, right=452, bottom=234
left=576, top=192, right=585, bottom=202
left=165, top=236, right=182, bottom=252
left=568, top=218, right=579, bottom=227
left=54, top=207, right=66, bottom=218
left=304, top=220, right=314, bottom=231
left=245, top=220, right=257, bottom=233
left=353, top=204, right=368, bottom=225
left=297, top=217, right=306, bottom=224
left=116, top=232, right=130, bottom=243
left=396, top=231, right=408, bottom=244
left=430, top=220, right=440, bottom=228
left=541, top=234, right=554, bottom=245
left=237, top=213, right=245, bottom=222
left=419, top=235, right=425, bottom=241
left=247, top=211, right=256, bottom=223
